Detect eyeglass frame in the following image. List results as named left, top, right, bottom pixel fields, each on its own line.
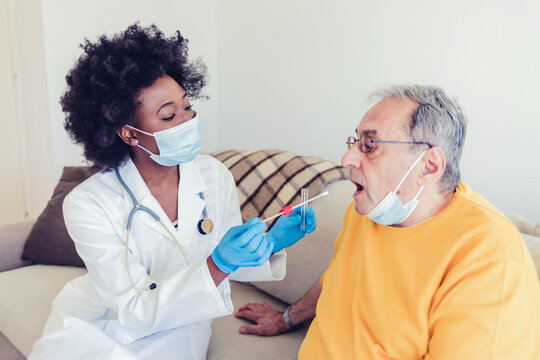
left=346, top=135, right=433, bottom=153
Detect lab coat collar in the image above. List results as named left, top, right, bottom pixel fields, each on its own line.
left=179, top=160, right=208, bottom=195
left=118, top=158, right=153, bottom=206
left=117, top=159, right=172, bottom=239
left=117, top=158, right=208, bottom=248
left=177, top=160, right=207, bottom=249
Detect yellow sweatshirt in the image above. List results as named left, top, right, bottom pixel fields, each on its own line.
left=299, top=183, right=540, bottom=359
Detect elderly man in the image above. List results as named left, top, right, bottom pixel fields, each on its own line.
left=236, top=85, right=540, bottom=359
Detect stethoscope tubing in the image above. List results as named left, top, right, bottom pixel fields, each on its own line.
left=115, top=168, right=190, bottom=292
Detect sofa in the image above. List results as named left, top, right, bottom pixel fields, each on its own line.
left=1, top=153, right=539, bottom=359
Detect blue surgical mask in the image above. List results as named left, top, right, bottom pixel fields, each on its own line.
left=126, top=115, right=202, bottom=166
left=366, top=151, right=426, bottom=226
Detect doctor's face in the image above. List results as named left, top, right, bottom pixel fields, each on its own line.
left=133, top=75, right=197, bottom=155
left=341, top=97, right=423, bottom=215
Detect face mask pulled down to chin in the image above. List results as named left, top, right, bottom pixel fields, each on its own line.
left=366, top=150, right=426, bottom=226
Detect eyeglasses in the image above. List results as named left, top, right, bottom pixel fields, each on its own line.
left=346, top=135, right=433, bottom=153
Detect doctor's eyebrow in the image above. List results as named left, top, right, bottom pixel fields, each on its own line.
left=155, top=93, right=190, bottom=115
left=156, top=102, right=174, bottom=115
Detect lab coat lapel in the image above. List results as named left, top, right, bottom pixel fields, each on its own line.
left=177, top=160, right=207, bottom=248
left=118, top=159, right=172, bottom=238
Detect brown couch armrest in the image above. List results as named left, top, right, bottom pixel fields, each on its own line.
left=0, top=220, right=35, bottom=272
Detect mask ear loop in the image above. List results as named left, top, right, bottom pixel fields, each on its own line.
left=124, top=125, right=158, bottom=156
left=125, top=124, right=154, bottom=137
left=412, top=184, right=425, bottom=201
left=136, top=143, right=157, bottom=156
left=393, top=150, right=427, bottom=193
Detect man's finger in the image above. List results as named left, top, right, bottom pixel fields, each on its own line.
left=235, top=308, right=262, bottom=322
left=239, top=324, right=265, bottom=335
left=237, top=303, right=257, bottom=312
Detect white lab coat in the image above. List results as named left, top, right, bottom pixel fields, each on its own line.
left=29, top=156, right=286, bottom=360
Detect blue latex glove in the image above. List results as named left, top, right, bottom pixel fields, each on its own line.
left=266, top=206, right=316, bottom=253
left=211, top=217, right=274, bottom=273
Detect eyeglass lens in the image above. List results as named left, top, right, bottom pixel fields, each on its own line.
left=346, top=136, right=374, bottom=153
left=346, top=136, right=355, bottom=150
left=360, top=136, right=374, bottom=152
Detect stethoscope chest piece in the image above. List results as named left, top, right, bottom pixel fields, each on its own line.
left=197, top=218, right=214, bottom=235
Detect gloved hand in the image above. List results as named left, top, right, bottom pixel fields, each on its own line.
left=211, top=217, right=274, bottom=273
left=266, top=206, right=316, bottom=253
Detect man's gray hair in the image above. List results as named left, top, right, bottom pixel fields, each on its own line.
left=370, top=84, right=467, bottom=192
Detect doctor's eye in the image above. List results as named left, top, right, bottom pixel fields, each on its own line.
left=185, top=104, right=194, bottom=111
left=162, top=114, right=176, bottom=121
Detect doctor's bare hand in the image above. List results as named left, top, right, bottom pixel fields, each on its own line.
left=211, top=218, right=273, bottom=273
left=235, top=303, right=290, bottom=336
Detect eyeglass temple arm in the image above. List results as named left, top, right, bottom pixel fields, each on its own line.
left=373, top=140, right=433, bottom=147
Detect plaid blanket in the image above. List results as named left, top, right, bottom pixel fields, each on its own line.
left=212, top=149, right=350, bottom=227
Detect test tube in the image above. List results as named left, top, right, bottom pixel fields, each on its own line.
left=300, top=188, right=308, bottom=232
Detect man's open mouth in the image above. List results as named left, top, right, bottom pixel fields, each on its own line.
left=352, top=181, right=364, bottom=193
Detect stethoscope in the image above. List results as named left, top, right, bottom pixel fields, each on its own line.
left=115, top=168, right=213, bottom=292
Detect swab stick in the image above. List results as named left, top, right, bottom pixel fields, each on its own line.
left=261, top=191, right=329, bottom=223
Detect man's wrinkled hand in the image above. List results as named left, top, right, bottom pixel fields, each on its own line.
left=235, top=303, right=291, bottom=336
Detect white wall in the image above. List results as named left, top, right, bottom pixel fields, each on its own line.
left=217, top=0, right=540, bottom=222
left=40, top=0, right=219, bottom=180
left=0, top=0, right=26, bottom=226
left=4, top=0, right=539, bottom=223
left=9, top=0, right=55, bottom=220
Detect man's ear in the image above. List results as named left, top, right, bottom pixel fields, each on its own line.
left=420, top=146, right=446, bottom=184
left=118, top=126, right=139, bottom=147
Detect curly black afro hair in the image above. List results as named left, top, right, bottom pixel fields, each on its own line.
left=62, top=23, right=207, bottom=169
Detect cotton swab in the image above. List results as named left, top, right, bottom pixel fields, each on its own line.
left=261, top=191, right=329, bottom=223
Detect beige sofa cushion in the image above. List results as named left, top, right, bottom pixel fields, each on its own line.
left=0, top=265, right=304, bottom=359
left=0, top=265, right=86, bottom=357
left=208, top=281, right=309, bottom=360
left=251, top=180, right=354, bottom=305
left=506, top=212, right=540, bottom=237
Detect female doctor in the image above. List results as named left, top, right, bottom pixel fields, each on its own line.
left=29, top=24, right=315, bottom=360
